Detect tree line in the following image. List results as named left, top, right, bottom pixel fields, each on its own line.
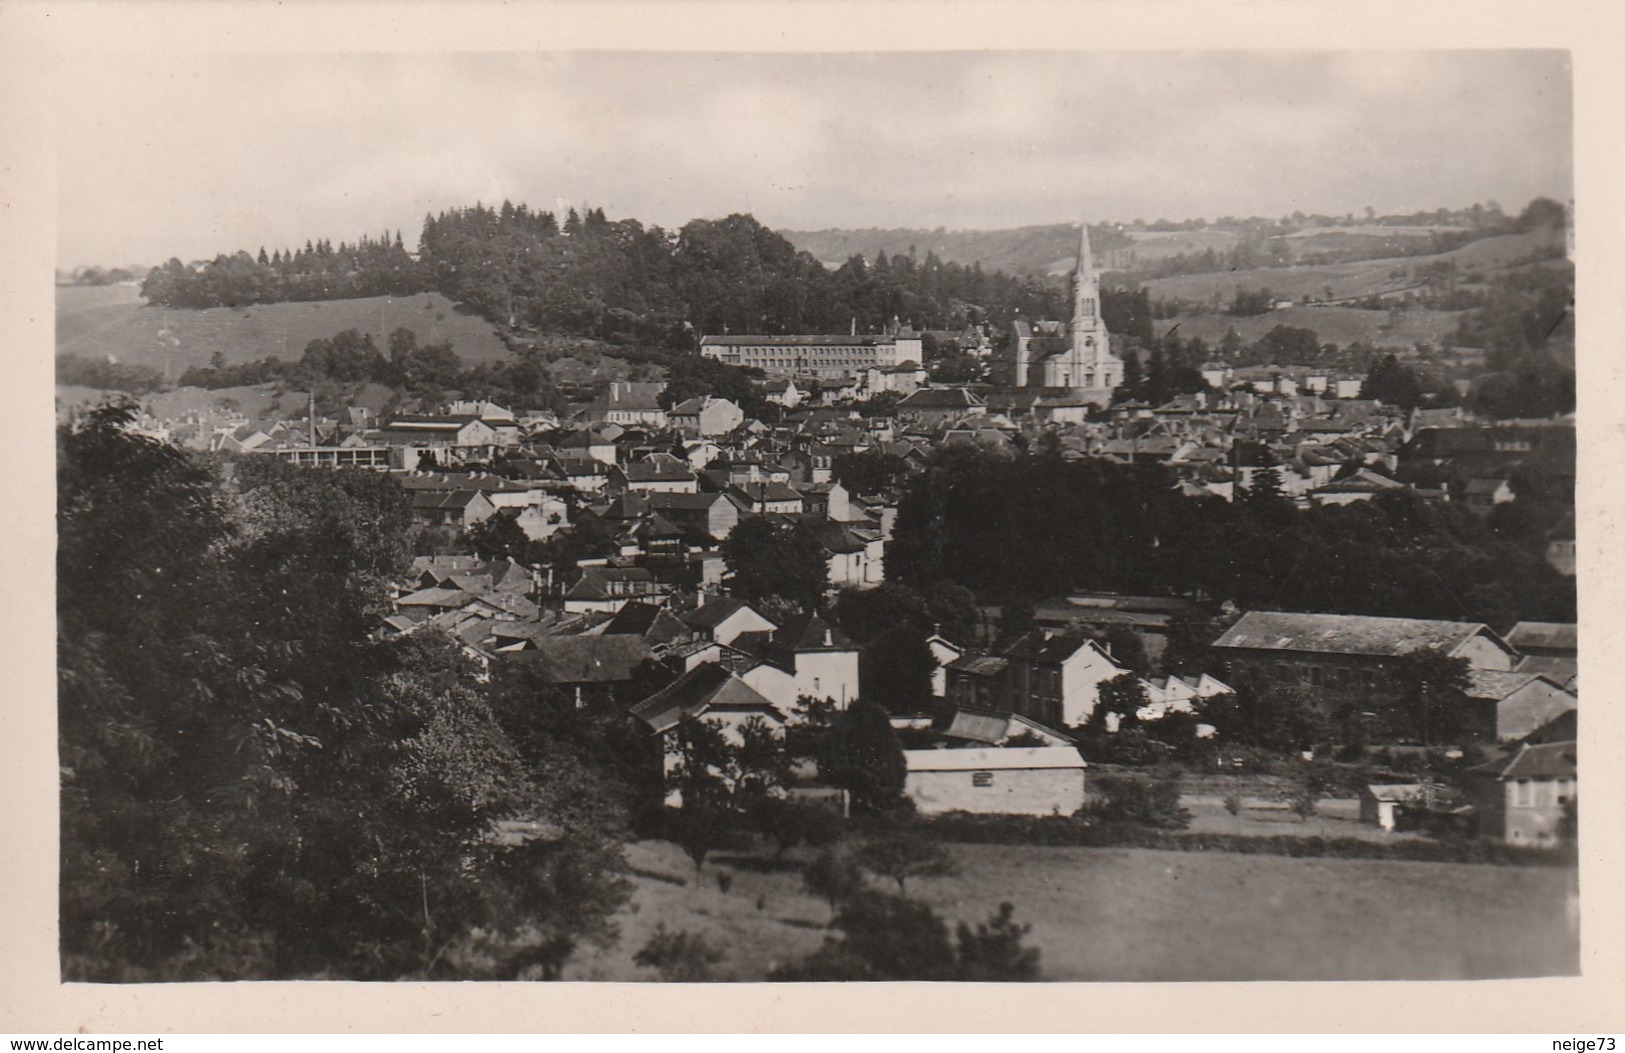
left=141, top=231, right=429, bottom=308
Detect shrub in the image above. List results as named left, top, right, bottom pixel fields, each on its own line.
left=634, top=925, right=726, bottom=982
left=1088, top=773, right=1192, bottom=830
left=956, top=902, right=1040, bottom=981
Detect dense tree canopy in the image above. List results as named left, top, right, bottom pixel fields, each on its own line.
left=59, top=403, right=630, bottom=980
left=887, top=445, right=1574, bottom=630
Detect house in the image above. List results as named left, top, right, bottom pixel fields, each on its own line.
left=668, top=396, right=745, bottom=437
left=1463, top=740, right=1577, bottom=846
left=608, top=460, right=701, bottom=495
left=680, top=596, right=778, bottom=646
left=409, top=489, right=497, bottom=530
left=768, top=611, right=860, bottom=708
left=590, top=381, right=669, bottom=428
left=926, top=632, right=965, bottom=698
left=1138, top=673, right=1233, bottom=721
left=630, top=664, right=789, bottom=796
left=1462, top=670, right=1577, bottom=742
left=562, top=566, right=671, bottom=614
left=806, top=520, right=884, bottom=588
left=1462, top=477, right=1515, bottom=514
left=895, top=386, right=988, bottom=423
left=379, top=415, right=502, bottom=462
left=902, top=747, right=1086, bottom=816
left=594, top=600, right=693, bottom=646
left=551, top=429, right=619, bottom=467
left=1002, top=630, right=1130, bottom=729
left=945, top=654, right=1011, bottom=713
left=1505, top=622, right=1577, bottom=660
left=1211, top=611, right=1520, bottom=715
left=727, top=481, right=804, bottom=516
left=646, top=491, right=744, bottom=542
left=761, top=378, right=806, bottom=408
left=499, top=634, right=656, bottom=707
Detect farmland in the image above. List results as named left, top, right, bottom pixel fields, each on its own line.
left=56, top=287, right=510, bottom=373
left=1152, top=305, right=1467, bottom=351
left=1141, top=227, right=1565, bottom=307
left=569, top=838, right=1578, bottom=982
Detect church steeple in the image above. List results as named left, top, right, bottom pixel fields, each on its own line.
left=1069, top=222, right=1102, bottom=337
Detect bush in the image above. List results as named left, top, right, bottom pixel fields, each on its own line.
left=770, top=891, right=1043, bottom=981
left=750, top=795, right=844, bottom=857
left=911, top=813, right=1573, bottom=866
left=1087, top=773, right=1191, bottom=830
left=956, top=902, right=1040, bottom=981
left=633, top=924, right=726, bottom=982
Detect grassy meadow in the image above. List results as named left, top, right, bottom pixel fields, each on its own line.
left=570, top=837, right=1578, bottom=982
left=1152, top=305, right=1467, bottom=352
left=56, top=288, right=510, bottom=372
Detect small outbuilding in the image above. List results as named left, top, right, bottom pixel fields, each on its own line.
left=903, top=746, right=1086, bottom=817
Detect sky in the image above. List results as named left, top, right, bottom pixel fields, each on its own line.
left=55, top=50, right=1573, bottom=269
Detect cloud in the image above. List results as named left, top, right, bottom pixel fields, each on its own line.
left=55, top=50, right=1572, bottom=267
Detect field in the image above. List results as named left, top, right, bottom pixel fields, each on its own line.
left=55, top=381, right=401, bottom=423
left=56, top=287, right=511, bottom=373
left=1142, top=228, right=1564, bottom=308
left=1153, top=305, right=1466, bottom=351
left=568, top=837, right=1578, bottom=982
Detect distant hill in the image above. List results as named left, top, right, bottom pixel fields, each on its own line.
left=781, top=222, right=1563, bottom=286
left=1153, top=306, right=1468, bottom=352
left=56, top=289, right=510, bottom=375
left=781, top=223, right=1139, bottom=276
left=1141, top=227, right=1567, bottom=307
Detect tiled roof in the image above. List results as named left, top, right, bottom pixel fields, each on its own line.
left=773, top=612, right=855, bottom=652
left=947, top=654, right=1010, bottom=677
left=1506, top=622, right=1577, bottom=653
left=681, top=597, right=765, bottom=630
left=508, top=634, right=654, bottom=684
left=1212, top=611, right=1510, bottom=660
left=1472, top=740, right=1577, bottom=781
left=629, top=664, right=785, bottom=733
left=1004, top=630, right=1095, bottom=664
left=700, top=334, right=899, bottom=347
left=898, top=387, right=986, bottom=410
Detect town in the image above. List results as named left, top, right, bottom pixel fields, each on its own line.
left=57, top=195, right=1579, bottom=984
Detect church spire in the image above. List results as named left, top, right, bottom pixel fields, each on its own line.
left=1071, top=221, right=1098, bottom=329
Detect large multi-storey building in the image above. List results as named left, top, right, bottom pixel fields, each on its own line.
left=698, top=324, right=924, bottom=380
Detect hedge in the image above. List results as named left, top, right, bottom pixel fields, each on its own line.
left=912, top=813, right=1574, bottom=867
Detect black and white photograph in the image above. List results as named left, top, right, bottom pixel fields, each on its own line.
left=7, top=0, right=1624, bottom=1038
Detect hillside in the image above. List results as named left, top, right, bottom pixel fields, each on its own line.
left=782, top=223, right=1138, bottom=276
left=1153, top=306, right=1467, bottom=352
left=1142, top=227, right=1565, bottom=307
left=56, top=289, right=510, bottom=375
left=55, top=381, right=404, bottom=422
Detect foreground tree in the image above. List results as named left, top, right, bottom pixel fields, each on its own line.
left=58, top=403, right=630, bottom=980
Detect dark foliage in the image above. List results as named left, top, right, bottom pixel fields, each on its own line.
left=815, top=702, right=907, bottom=816
left=59, top=403, right=630, bottom=980
left=887, top=445, right=1575, bottom=627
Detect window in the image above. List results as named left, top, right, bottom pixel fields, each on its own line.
left=1512, top=780, right=1532, bottom=807
left=1310, top=666, right=1323, bottom=687
left=972, top=772, right=994, bottom=788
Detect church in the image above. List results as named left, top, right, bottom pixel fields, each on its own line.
left=1011, top=223, right=1123, bottom=406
